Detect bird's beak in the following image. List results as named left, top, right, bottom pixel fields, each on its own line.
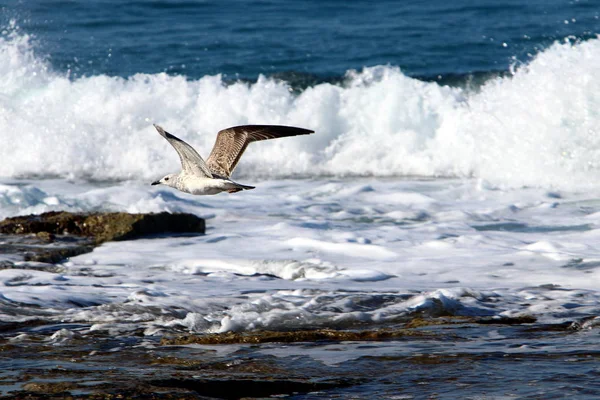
left=151, top=181, right=160, bottom=186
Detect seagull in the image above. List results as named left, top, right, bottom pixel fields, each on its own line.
left=151, top=124, right=314, bottom=195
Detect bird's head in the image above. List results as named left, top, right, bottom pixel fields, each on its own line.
left=151, top=173, right=178, bottom=187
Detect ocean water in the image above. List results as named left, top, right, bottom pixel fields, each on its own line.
left=2, top=1, right=600, bottom=397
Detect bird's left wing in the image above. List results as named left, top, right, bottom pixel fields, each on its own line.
left=206, top=125, right=314, bottom=178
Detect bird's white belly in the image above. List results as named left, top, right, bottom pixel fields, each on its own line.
left=178, top=176, right=231, bottom=195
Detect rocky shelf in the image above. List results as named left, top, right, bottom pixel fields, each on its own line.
left=0, top=211, right=205, bottom=264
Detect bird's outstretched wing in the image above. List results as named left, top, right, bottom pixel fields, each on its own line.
left=206, top=125, right=314, bottom=178
left=154, top=124, right=212, bottom=178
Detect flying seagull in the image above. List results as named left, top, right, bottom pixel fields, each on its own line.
left=151, top=124, right=314, bottom=195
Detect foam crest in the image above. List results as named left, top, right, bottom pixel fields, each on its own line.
left=1, top=28, right=599, bottom=189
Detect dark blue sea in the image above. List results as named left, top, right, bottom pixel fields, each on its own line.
left=5, top=0, right=599, bottom=82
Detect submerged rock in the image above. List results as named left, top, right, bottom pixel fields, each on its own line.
left=149, top=377, right=356, bottom=399
left=0, top=233, right=93, bottom=264
left=2, top=317, right=586, bottom=399
left=0, top=211, right=205, bottom=264
left=22, top=381, right=77, bottom=394
left=160, top=328, right=431, bottom=345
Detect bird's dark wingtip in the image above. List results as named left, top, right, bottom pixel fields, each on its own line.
left=290, top=127, right=315, bottom=136
left=271, top=125, right=315, bottom=137
left=153, top=124, right=180, bottom=141
left=289, top=126, right=314, bottom=135
left=153, top=124, right=165, bottom=134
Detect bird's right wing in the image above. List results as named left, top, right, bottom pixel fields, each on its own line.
left=154, top=124, right=212, bottom=178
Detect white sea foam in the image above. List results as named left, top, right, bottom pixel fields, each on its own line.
left=2, top=178, right=600, bottom=334
left=0, top=28, right=599, bottom=189
left=2, top=26, right=600, bottom=336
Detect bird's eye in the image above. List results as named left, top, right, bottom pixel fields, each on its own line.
left=165, top=177, right=169, bottom=181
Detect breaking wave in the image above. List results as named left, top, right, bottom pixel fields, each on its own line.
left=1, top=26, right=599, bottom=189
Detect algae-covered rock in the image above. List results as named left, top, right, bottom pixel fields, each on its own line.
left=0, top=211, right=205, bottom=244
left=160, top=328, right=430, bottom=346
left=35, top=231, right=56, bottom=242
left=0, top=211, right=205, bottom=264
left=22, top=381, right=77, bottom=394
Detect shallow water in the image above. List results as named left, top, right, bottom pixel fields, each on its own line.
left=2, top=314, right=600, bottom=398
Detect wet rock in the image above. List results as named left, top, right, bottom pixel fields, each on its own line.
left=476, top=315, right=537, bottom=325
left=22, top=381, right=77, bottom=394
left=26, top=244, right=96, bottom=264
left=36, top=231, right=56, bottom=242
left=0, top=211, right=205, bottom=243
left=150, top=377, right=356, bottom=400
left=161, top=328, right=430, bottom=346
left=4, top=317, right=598, bottom=399
left=0, top=233, right=91, bottom=266
left=404, top=317, right=469, bottom=328
left=0, top=211, right=205, bottom=264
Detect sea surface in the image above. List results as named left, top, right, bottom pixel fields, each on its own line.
left=1, top=1, right=600, bottom=398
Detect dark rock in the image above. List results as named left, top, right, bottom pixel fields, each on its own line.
left=160, top=328, right=431, bottom=346
left=22, top=381, right=77, bottom=394
left=0, top=211, right=205, bottom=244
left=36, top=231, right=56, bottom=242
left=150, top=377, right=356, bottom=400
left=0, top=211, right=205, bottom=264
left=23, top=245, right=95, bottom=264
left=0, top=233, right=94, bottom=266
left=476, top=315, right=537, bottom=325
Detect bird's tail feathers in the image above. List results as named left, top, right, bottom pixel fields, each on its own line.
left=227, top=182, right=255, bottom=193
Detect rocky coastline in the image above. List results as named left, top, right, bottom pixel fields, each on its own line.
left=0, top=212, right=575, bottom=399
